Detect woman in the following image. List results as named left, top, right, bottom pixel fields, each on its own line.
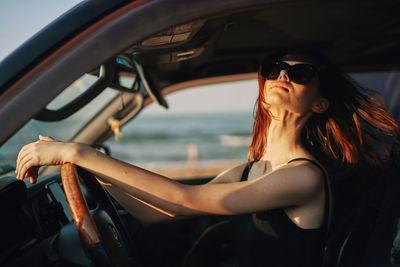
left=16, top=50, right=399, bottom=266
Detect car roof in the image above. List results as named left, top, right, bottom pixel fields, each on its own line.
left=133, top=0, right=400, bottom=89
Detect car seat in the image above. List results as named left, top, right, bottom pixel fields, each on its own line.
left=323, top=139, right=400, bottom=267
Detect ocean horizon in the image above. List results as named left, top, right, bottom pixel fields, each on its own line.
left=105, top=111, right=254, bottom=167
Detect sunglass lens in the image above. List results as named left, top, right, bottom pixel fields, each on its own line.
left=289, top=65, right=316, bottom=84
left=268, top=63, right=284, bottom=80
left=261, top=61, right=272, bottom=78
left=261, top=61, right=283, bottom=79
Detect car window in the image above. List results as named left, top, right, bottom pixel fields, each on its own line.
left=105, top=79, right=258, bottom=177
left=46, top=73, right=98, bottom=110
left=351, top=69, right=400, bottom=122
left=0, top=73, right=119, bottom=177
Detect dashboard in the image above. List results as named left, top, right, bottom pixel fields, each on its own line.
left=0, top=173, right=225, bottom=267
left=0, top=175, right=74, bottom=266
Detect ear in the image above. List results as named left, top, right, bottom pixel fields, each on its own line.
left=311, top=97, right=329, bottom=114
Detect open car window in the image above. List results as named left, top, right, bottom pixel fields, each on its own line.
left=104, top=79, right=258, bottom=178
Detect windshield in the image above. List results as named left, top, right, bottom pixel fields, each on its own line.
left=0, top=73, right=119, bottom=177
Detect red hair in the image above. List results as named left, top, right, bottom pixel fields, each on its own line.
left=248, top=51, right=400, bottom=172
left=247, top=66, right=271, bottom=163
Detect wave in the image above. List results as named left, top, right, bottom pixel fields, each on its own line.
left=103, top=113, right=254, bottom=164
left=115, top=132, right=180, bottom=142
left=219, top=135, right=251, bottom=147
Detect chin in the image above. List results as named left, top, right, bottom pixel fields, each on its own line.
left=265, top=95, right=287, bottom=106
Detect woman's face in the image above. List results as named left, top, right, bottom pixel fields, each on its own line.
left=262, top=55, right=327, bottom=116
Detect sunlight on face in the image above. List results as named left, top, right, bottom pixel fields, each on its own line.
left=263, top=55, right=322, bottom=116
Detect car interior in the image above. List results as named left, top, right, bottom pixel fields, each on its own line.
left=1, top=0, right=400, bottom=266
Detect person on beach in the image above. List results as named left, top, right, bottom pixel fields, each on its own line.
left=16, top=49, right=400, bottom=266
left=186, top=142, right=199, bottom=162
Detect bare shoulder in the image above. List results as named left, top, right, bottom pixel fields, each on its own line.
left=276, top=159, right=326, bottom=192
left=207, top=162, right=248, bottom=184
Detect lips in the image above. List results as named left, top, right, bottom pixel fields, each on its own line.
left=270, top=82, right=291, bottom=92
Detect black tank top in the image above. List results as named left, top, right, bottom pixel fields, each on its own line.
left=231, top=158, right=331, bottom=267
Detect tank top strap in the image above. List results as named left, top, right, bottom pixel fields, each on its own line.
left=287, top=158, right=327, bottom=177
left=241, top=161, right=255, bottom=182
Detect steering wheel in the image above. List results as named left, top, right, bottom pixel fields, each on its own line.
left=61, top=163, right=139, bottom=267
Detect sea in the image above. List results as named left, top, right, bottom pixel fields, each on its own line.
left=104, top=112, right=254, bottom=167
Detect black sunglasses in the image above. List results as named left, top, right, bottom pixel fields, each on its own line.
left=261, top=60, right=319, bottom=84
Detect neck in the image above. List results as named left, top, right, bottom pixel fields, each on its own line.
left=260, top=110, right=312, bottom=166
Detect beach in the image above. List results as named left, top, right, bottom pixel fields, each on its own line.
left=104, top=112, right=253, bottom=180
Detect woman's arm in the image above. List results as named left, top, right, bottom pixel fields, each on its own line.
left=16, top=137, right=324, bottom=219
left=98, top=161, right=248, bottom=225
left=97, top=181, right=183, bottom=225
left=90, top=159, right=248, bottom=225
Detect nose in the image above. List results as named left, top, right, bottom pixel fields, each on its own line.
left=277, top=70, right=289, bottom=81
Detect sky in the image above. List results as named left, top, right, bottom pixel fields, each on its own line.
left=0, top=0, right=82, bottom=61
left=141, top=79, right=258, bottom=115
left=0, top=0, right=259, bottom=115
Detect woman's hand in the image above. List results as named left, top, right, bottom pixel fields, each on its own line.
left=16, top=135, right=75, bottom=184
